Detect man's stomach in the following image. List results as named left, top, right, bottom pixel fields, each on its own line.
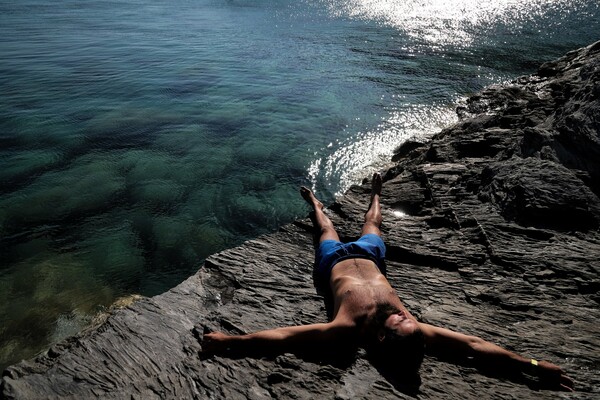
left=330, top=258, right=387, bottom=289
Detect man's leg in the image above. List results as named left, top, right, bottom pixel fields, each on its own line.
left=300, top=187, right=340, bottom=243
left=361, top=173, right=383, bottom=237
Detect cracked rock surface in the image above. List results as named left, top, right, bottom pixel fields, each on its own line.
left=2, top=42, right=600, bottom=399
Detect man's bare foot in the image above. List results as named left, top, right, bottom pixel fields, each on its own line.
left=371, top=172, right=382, bottom=200
left=300, top=186, right=323, bottom=210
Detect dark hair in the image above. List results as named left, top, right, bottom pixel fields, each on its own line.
left=368, top=303, right=425, bottom=373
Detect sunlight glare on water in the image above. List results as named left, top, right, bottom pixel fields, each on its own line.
left=323, top=0, right=589, bottom=46
left=308, top=102, right=457, bottom=196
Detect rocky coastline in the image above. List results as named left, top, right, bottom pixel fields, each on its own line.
left=2, top=41, right=599, bottom=399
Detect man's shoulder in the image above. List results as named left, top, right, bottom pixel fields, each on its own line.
left=330, top=313, right=359, bottom=328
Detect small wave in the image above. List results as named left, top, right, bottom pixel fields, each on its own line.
left=308, top=102, right=457, bottom=197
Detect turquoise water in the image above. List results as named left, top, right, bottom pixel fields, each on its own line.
left=0, top=0, right=598, bottom=369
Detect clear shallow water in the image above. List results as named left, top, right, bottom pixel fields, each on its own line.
left=0, top=0, right=598, bottom=369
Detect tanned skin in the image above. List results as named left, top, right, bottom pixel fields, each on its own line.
left=201, top=173, right=574, bottom=391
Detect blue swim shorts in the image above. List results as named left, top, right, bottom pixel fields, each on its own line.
left=313, top=234, right=386, bottom=294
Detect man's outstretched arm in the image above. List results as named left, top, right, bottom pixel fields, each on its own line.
left=419, top=323, right=574, bottom=391
left=200, top=321, right=354, bottom=356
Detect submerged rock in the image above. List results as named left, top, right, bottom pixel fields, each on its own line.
left=2, top=42, right=600, bottom=399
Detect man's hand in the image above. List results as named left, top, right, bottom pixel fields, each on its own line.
left=536, top=360, right=574, bottom=391
left=200, top=331, right=231, bottom=355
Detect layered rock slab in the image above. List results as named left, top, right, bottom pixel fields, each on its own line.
left=2, top=42, right=600, bottom=399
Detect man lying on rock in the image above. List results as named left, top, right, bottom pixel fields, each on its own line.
left=199, top=173, right=573, bottom=391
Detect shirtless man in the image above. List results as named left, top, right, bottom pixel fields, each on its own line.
left=201, top=173, right=574, bottom=391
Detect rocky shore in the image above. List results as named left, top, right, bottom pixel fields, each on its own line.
left=2, top=41, right=599, bottom=399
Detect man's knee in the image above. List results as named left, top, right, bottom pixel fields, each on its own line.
left=361, top=221, right=381, bottom=236
left=318, top=226, right=339, bottom=242
left=364, top=216, right=382, bottom=227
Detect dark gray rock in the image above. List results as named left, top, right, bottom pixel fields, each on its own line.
left=479, top=158, right=600, bottom=230
left=3, top=42, right=600, bottom=399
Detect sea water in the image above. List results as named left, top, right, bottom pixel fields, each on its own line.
left=0, top=0, right=598, bottom=369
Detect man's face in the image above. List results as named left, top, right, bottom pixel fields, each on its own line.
left=384, top=311, right=418, bottom=337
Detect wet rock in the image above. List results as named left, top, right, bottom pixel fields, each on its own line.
left=3, top=42, right=600, bottom=399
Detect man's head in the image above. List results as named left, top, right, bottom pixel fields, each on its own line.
left=368, top=303, right=425, bottom=373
